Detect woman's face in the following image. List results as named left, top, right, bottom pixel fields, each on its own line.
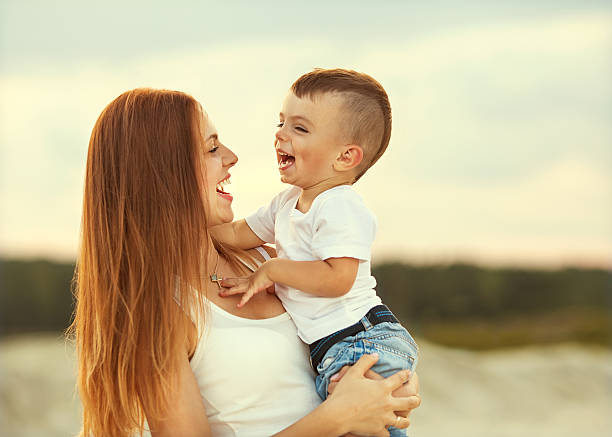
left=198, top=110, right=238, bottom=227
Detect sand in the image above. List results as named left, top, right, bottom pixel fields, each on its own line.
left=1, top=334, right=610, bottom=437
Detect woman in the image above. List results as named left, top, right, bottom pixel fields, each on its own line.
left=69, top=88, right=420, bottom=437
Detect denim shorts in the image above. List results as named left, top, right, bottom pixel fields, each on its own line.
left=314, top=319, right=419, bottom=437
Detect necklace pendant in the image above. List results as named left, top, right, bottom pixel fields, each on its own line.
left=210, top=273, right=223, bottom=288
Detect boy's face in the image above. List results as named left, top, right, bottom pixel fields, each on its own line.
left=275, top=91, right=347, bottom=189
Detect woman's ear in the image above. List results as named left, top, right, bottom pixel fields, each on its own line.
left=334, top=145, right=363, bottom=172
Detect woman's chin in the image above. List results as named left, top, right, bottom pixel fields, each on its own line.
left=206, top=210, right=234, bottom=228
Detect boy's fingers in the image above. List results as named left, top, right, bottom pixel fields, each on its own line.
left=237, top=291, right=254, bottom=308
left=219, top=277, right=248, bottom=287
left=219, top=285, right=246, bottom=296
left=219, top=278, right=237, bottom=288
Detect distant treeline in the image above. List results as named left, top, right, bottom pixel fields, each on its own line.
left=1, top=258, right=610, bottom=349
left=1, top=259, right=75, bottom=336
left=374, top=263, right=611, bottom=349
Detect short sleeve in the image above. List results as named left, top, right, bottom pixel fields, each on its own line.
left=311, top=192, right=377, bottom=261
left=245, top=187, right=297, bottom=244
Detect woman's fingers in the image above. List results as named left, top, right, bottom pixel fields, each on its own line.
left=325, top=355, right=419, bottom=436
left=383, top=369, right=411, bottom=391
left=329, top=365, right=350, bottom=383
left=371, top=428, right=390, bottom=437
left=390, top=370, right=419, bottom=418
left=396, top=409, right=409, bottom=418
left=327, top=381, right=338, bottom=394
left=394, top=416, right=411, bottom=429
left=405, top=371, right=419, bottom=394
left=390, top=394, right=421, bottom=413
left=345, top=353, right=379, bottom=377
left=328, top=365, right=351, bottom=394
left=364, top=368, right=384, bottom=380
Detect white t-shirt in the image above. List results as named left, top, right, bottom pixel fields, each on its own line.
left=246, top=185, right=382, bottom=344
left=189, top=247, right=321, bottom=437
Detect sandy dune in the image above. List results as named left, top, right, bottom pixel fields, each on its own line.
left=1, top=334, right=610, bottom=437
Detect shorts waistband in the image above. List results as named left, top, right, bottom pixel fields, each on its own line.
left=308, top=304, right=399, bottom=371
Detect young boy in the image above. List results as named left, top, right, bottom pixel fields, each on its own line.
left=214, top=68, right=418, bottom=435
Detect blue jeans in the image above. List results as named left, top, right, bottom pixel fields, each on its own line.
left=314, top=320, right=419, bottom=437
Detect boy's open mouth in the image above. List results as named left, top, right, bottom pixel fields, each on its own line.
left=277, top=151, right=295, bottom=171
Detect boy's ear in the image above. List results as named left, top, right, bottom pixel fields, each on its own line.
left=333, top=144, right=363, bottom=172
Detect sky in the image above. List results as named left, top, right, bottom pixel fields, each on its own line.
left=1, top=0, right=611, bottom=268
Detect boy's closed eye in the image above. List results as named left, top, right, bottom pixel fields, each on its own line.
left=276, top=122, right=309, bottom=134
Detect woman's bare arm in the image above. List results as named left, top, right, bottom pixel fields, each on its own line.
left=272, top=354, right=417, bottom=437
left=147, top=354, right=212, bottom=437
left=148, top=353, right=417, bottom=437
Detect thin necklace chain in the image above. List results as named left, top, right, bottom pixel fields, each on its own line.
left=207, top=252, right=243, bottom=289
left=209, top=251, right=223, bottom=288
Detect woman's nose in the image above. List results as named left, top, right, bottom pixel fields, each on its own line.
left=223, top=145, right=238, bottom=167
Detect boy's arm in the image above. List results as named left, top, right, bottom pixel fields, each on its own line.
left=220, top=257, right=359, bottom=308
left=209, top=219, right=265, bottom=250
left=266, top=257, right=359, bottom=297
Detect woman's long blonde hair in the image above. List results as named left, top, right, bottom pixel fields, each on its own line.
left=68, top=88, right=234, bottom=436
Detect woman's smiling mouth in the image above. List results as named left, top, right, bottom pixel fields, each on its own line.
left=216, top=175, right=233, bottom=201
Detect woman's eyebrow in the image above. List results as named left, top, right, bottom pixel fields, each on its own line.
left=205, top=133, right=218, bottom=141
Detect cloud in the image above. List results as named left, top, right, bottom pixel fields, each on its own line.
left=362, top=158, right=611, bottom=267
left=0, top=11, right=610, bottom=266
left=359, top=12, right=612, bottom=183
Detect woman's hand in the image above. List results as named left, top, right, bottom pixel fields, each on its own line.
left=329, top=364, right=421, bottom=427
left=324, top=353, right=417, bottom=437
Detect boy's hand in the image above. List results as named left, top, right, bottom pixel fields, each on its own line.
left=219, top=262, right=275, bottom=308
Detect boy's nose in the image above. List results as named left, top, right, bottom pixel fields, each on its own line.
left=275, top=127, right=288, bottom=142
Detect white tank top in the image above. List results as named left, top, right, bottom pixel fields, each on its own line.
left=189, top=247, right=321, bottom=437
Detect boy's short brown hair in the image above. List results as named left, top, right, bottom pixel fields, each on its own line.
left=291, top=68, right=391, bottom=181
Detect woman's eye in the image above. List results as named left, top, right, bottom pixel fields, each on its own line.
left=276, top=122, right=284, bottom=128
left=295, top=126, right=308, bottom=133
left=209, top=145, right=219, bottom=153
